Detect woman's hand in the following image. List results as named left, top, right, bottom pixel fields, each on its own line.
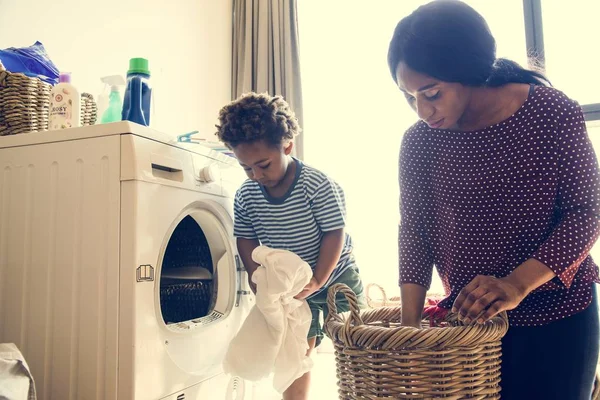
left=294, top=277, right=321, bottom=300
left=452, top=274, right=528, bottom=324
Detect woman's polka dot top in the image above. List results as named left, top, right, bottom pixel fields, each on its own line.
left=398, top=86, right=600, bottom=326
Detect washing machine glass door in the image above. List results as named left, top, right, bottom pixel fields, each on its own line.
left=159, top=200, right=241, bottom=330
left=157, top=199, right=250, bottom=375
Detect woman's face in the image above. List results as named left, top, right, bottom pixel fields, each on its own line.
left=395, top=62, right=472, bottom=130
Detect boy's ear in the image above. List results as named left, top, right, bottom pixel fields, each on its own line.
left=283, top=141, right=294, bottom=156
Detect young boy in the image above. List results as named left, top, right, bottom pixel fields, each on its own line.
left=215, top=92, right=365, bottom=400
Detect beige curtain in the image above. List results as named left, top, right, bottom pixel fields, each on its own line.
left=232, top=0, right=304, bottom=158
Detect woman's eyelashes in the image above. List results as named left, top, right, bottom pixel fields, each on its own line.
left=423, top=90, right=440, bottom=100
left=404, top=90, right=440, bottom=105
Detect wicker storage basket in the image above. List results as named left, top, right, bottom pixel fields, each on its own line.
left=0, top=61, right=51, bottom=136
left=325, top=283, right=510, bottom=399
left=80, top=92, right=98, bottom=126
left=366, top=283, right=401, bottom=309
left=0, top=61, right=98, bottom=135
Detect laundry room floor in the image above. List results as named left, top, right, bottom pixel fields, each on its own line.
left=251, top=337, right=339, bottom=399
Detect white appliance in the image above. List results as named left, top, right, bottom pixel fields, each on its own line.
left=0, top=122, right=256, bottom=400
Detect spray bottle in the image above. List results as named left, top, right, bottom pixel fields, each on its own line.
left=99, top=75, right=126, bottom=124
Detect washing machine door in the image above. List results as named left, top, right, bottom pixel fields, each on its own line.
left=156, top=199, right=251, bottom=375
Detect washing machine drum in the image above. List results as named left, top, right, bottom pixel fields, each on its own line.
left=159, top=215, right=219, bottom=325
left=160, top=280, right=214, bottom=324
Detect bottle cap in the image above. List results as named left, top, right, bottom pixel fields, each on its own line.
left=127, top=58, right=150, bottom=76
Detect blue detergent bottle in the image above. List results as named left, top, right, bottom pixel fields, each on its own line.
left=122, top=58, right=152, bottom=126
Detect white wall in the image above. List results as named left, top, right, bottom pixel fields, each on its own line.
left=0, top=0, right=233, bottom=139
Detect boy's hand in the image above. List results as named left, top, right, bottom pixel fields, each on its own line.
left=247, top=275, right=257, bottom=294
left=294, top=277, right=321, bottom=300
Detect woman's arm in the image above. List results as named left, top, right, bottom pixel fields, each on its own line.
left=454, top=99, right=600, bottom=323
left=453, top=259, right=555, bottom=324
left=398, top=131, right=435, bottom=327
left=400, top=283, right=427, bottom=328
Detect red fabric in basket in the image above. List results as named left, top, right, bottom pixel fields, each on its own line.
left=422, top=296, right=449, bottom=327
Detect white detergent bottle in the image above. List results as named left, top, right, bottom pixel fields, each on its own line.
left=49, top=72, right=81, bottom=130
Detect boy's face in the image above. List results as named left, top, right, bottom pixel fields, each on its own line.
left=233, top=140, right=293, bottom=188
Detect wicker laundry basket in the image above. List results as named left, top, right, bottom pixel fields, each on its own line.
left=325, top=283, right=510, bottom=399
left=363, top=283, right=600, bottom=399
left=365, top=283, right=401, bottom=308
left=0, top=61, right=51, bottom=136
left=366, top=283, right=447, bottom=310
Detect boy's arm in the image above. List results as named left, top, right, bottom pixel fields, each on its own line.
left=237, top=237, right=261, bottom=294
left=295, top=228, right=344, bottom=300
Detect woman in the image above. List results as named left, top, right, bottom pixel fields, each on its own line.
left=388, top=1, right=600, bottom=398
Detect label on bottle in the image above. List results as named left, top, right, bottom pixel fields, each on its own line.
left=49, top=88, right=79, bottom=130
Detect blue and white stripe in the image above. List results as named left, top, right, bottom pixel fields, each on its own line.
left=234, top=159, right=355, bottom=291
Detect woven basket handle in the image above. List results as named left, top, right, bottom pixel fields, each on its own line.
left=325, top=283, right=364, bottom=329
left=365, top=283, right=389, bottom=308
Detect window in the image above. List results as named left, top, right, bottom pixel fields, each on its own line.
left=299, top=1, right=599, bottom=298
left=588, top=121, right=600, bottom=262
left=298, top=1, right=528, bottom=296
left=522, top=0, right=600, bottom=120
left=462, top=0, right=528, bottom=67
left=541, top=1, right=600, bottom=107
left=298, top=1, right=423, bottom=294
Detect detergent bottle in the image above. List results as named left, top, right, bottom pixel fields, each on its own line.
left=121, top=58, right=152, bottom=126
left=48, top=72, right=81, bottom=130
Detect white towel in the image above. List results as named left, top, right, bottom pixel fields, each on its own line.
left=0, top=343, right=37, bottom=400
left=223, top=246, right=314, bottom=393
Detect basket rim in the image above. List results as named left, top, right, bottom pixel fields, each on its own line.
left=325, top=283, right=509, bottom=350
left=327, top=308, right=508, bottom=343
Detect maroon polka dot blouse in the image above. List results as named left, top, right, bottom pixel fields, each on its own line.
left=398, top=86, right=600, bottom=326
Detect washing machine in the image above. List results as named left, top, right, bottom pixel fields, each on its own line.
left=0, top=122, right=257, bottom=399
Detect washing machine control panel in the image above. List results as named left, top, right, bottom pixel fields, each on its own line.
left=198, top=164, right=219, bottom=183
left=191, top=155, right=222, bottom=195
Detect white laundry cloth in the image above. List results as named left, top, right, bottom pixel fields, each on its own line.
left=0, top=343, right=37, bottom=400
left=223, top=245, right=313, bottom=393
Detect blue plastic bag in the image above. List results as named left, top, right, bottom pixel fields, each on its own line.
left=0, top=41, right=59, bottom=84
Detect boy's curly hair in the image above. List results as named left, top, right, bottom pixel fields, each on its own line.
left=215, top=92, right=300, bottom=148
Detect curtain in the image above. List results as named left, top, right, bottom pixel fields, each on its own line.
left=232, top=0, right=304, bottom=158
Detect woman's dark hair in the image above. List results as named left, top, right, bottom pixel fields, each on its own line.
left=387, top=0, right=550, bottom=87
left=215, top=92, right=300, bottom=149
